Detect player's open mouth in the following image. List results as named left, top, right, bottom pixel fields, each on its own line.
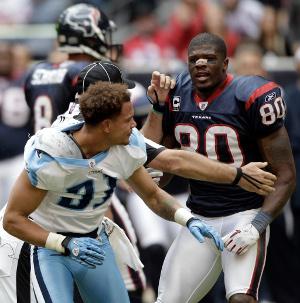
left=195, top=74, right=210, bottom=81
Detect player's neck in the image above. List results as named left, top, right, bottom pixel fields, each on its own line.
left=196, top=74, right=228, bottom=99
left=72, top=128, right=110, bottom=158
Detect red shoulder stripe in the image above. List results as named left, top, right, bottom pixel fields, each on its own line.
left=245, top=82, right=278, bottom=111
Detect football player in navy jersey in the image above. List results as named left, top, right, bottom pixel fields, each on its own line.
left=142, top=32, right=296, bottom=303
left=25, top=3, right=122, bottom=135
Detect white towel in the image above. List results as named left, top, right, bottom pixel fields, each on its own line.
left=102, top=217, right=144, bottom=271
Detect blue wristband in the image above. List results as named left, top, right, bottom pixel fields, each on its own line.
left=251, top=211, right=272, bottom=234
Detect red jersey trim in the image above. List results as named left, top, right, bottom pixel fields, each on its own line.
left=245, top=82, right=278, bottom=111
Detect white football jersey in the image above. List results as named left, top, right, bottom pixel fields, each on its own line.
left=24, top=122, right=146, bottom=234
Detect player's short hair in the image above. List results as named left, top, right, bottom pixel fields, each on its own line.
left=188, top=32, right=227, bottom=59
left=80, top=81, right=130, bottom=125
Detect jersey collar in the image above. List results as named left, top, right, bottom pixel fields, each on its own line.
left=194, top=74, right=234, bottom=106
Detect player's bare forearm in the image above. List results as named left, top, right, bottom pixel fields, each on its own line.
left=143, top=188, right=181, bottom=222
left=258, top=127, right=296, bottom=218
left=3, top=170, right=49, bottom=247
left=141, top=111, right=164, bottom=143
left=148, top=149, right=276, bottom=195
left=149, top=149, right=236, bottom=182
left=4, top=213, right=49, bottom=247
left=128, top=166, right=181, bottom=222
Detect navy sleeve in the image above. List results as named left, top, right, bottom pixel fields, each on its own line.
left=243, top=80, right=286, bottom=137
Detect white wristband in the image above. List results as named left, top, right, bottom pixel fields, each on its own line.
left=174, top=208, right=194, bottom=226
left=45, top=232, right=66, bottom=253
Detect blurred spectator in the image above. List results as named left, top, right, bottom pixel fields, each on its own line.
left=0, top=0, right=33, bottom=24
left=123, top=0, right=179, bottom=70
left=282, top=47, right=300, bottom=303
left=123, top=0, right=209, bottom=70
left=232, top=42, right=268, bottom=76
left=203, top=2, right=240, bottom=57
left=164, top=0, right=207, bottom=61
left=258, top=5, right=292, bottom=56
left=258, top=0, right=286, bottom=9
left=12, top=44, right=32, bottom=79
left=0, top=42, right=31, bottom=208
left=29, top=0, right=72, bottom=23
left=220, top=0, right=264, bottom=40
left=288, top=0, right=300, bottom=51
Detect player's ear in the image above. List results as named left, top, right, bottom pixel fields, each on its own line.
left=101, top=119, right=112, bottom=133
left=223, top=57, right=229, bottom=72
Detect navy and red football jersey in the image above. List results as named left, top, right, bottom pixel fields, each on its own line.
left=24, top=60, right=90, bottom=134
left=163, top=70, right=285, bottom=217
left=0, top=75, right=31, bottom=160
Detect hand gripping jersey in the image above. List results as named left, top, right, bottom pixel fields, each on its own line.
left=24, top=60, right=90, bottom=134
left=24, top=122, right=146, bottom=234
left=163, top=70, right=285, bottom=217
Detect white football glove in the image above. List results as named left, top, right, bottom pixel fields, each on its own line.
left=146, top=167, right=163, bottom=184
left=223, top=224, right=259, bottom=255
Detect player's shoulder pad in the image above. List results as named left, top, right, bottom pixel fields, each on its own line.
left=24, top=61, right=48, bottom=82
left=62, top=60, right=90, bottom=76
left=170, top=69, right=191, bottom=98
left=234, top=75, right=278, bottom=102
left=28, top=127, right=80, bottom=158
left=175, top=69, right=191, bottom=87
left=127, top=128, right=146, bottom=157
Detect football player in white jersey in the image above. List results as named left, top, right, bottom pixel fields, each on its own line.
left=3, top=80, right=226, bottom=303
left=0, top=57, right=276, bottom=303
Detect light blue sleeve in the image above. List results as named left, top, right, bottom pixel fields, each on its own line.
left=129, top=128, right=146, bottom=153
left=24, top=137, right=57, bottom=190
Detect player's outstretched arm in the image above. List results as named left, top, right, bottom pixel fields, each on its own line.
left=127, top=166, right=223, bottom=251
left=148, top=149, right=276, bottom=195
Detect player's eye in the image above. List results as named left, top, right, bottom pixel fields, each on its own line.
left=189, top=57, right=198, bottom=64
left=206, top=58, right=218, bottom=64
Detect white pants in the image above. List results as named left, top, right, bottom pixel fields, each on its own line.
left=126, top=192, right=189, bottom=249
left=0, top=206, right=36, bottom=303
left=156, top=209, right=269, bottom=303
left=0, top=155, right=24, bottom=208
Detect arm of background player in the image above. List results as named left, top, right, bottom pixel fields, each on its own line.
left=258, top=126, right=296, bottom=218
left=148, top=149, right=276, bottom=195
left=3, top=170, right=49, bottom=247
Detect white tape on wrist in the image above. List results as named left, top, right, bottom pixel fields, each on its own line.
left=174, top=208, right=194, bottom=226
left=45, top=232, right=66, bottom=253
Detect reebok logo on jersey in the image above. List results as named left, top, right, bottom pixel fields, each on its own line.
left=265, top=92, right=276, bottom=102
left=172, top=96, right=181, bottom=111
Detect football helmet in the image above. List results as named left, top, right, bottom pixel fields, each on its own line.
left=56, top=3, right=122, bottom=61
